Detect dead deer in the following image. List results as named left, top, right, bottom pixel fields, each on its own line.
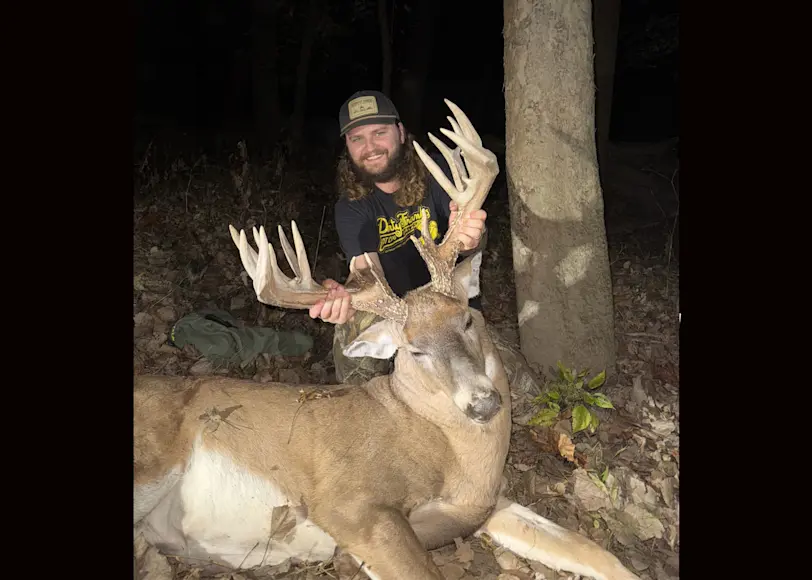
left=134, top=100, right=639, bottom=580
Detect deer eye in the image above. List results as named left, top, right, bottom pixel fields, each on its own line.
left=464, top=316, right=473, bottom=331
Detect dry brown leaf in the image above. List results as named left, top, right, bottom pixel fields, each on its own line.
left=528, top=426, right=557, bottom=455
left=572, top=468, right=613, bottom=512
left=190, top=359, right=213, bottom=375
left=557, top=432, right=575, bottom=462
left=440, top=562, right=467, bottom=580
left=155, top=305, right=177, bottom=322
left=531, top=426, right=588, bottom=468
left=270, top=504, right=298, bottom=542
left=494, top=549, right=522, bottom=571
left=618, top=503, right=664, bottom=541
left=453, top=537, right=475, bottom=564
left=278, top=368, right=303, bottom=384
left=134, top=312, right=155, bottom=337
left=134, top=534, right=173, bottom=580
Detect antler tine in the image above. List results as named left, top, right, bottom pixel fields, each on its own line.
left=228, top=223, right=328, bottom=310
left=274, top=224, right=300, bottom=279
left=412, top=99, right=499, bottom=267
left=230, top=224, right=257, bottom=278
left=444, top=98, right=483, bottom=147
left=274, top=221, right=315, bottom=284
left=426, top=132, right=466, bottom=193
left=343, top=253, right=408, bottom=325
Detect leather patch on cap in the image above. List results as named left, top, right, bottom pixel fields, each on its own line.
left=348, top=96, right=378, bottom=120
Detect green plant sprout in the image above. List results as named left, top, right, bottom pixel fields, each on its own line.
left=528, top=361, right=613, bottom=434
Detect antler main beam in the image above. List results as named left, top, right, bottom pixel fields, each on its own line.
left=410, top=99, right=500, bottom=291
left=228, top=223, right=407, bottom=325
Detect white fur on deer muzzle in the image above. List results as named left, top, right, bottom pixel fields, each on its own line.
left=451, top=357, right=502, bottom=423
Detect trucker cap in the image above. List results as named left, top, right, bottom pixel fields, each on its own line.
left=338, top=90, right=400, bottom=136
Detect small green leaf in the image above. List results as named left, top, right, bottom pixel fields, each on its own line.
left=532, top=393, right=549, bottom=405
left=600, top=466, right=609, bottom=482
left=557, top=361, right=574, bottom=382
left=591, top=393, right=614, bottom=409
left=548, top=401, right=561, bottom=413
left=587, top=370, right=607, bottom=390
left=578, top=368, right=590, bottom=380
left=583, top=393, right=597, bottom=406
left=575, top=379, right=584, bottom=390
left=589, top=409, right=600, bottom=432
left=529, top=408, right=559, bottom=427
left=547, top=391, right=560, bottom=400
left=572, top=405, right=591, bottom=433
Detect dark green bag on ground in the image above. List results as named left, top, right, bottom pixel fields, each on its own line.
left=169, top=309, right=313, bottom=366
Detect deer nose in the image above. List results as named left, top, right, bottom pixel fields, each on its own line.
left=466, top=388, right=502, bottom=423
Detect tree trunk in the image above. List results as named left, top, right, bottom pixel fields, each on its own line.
left=290, top=0, right=324, bottom=156
left=592, top=0, right=622, bottom=179
left=251, top=0, right=282, bottom=156
left=503, top=0, right=616, bottom=377
left=377, top=0, right=393, bottom=95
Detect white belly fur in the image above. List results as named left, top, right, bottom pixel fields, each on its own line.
left=141, top=440, right=337, bottom=569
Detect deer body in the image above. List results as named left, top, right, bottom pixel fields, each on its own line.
left=136, top=303, right=510, bottom=578
left=135, top=100, right=639, bottom=580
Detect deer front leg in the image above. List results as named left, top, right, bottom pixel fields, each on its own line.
left=408, top=501, right=494, bottom=551
left=475, top=497, right=640, bottom=580
left=320, top=505, right=444, bottom=580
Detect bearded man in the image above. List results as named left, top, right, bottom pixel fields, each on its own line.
left=310, top=90, right=537, bottom=393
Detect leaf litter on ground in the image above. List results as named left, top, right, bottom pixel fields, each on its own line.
left=134, top=144, right=679, bottom=580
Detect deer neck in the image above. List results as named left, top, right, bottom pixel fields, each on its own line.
left=389, top=356, right=511, bottom=496
left=389, top=358, right=508, bottom=442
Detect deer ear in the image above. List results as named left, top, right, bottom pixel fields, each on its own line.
left=342, top=319, right=401, bottom=360
left=452, top=251, right=483, bottom=300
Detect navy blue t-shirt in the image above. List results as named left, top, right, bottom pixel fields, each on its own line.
left=334, top=152, right=482, bottom=309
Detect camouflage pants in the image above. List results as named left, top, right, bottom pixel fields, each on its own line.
left=332, top=310, right=543, bottom=398
left=332, top=311, right=393, bottom=385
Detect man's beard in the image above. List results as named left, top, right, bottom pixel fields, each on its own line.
left=350, top=140, right=408, bottom=187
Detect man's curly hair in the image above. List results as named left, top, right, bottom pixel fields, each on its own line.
left=336, top=133, right=430, bottom=208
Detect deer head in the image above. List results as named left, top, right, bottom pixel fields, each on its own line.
left=229, top=99, right=501, bottom=423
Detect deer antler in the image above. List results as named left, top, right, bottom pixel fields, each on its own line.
left=229, top=100, right=495, bottom=324
left=410, top=99, right=499, bottom=294
left=229, top=222, right=407, bottom=325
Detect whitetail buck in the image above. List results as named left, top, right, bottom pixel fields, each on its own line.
left=134, top=100, right=639, bottom=580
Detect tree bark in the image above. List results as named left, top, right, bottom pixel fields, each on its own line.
left=378, top=0, right=393, bottom=95
left=251, top=0, right=283, bottom=156
left=503, top=0, right=616, bottom=377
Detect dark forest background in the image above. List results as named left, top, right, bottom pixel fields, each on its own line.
left=134, top=0, right=678, bottom=167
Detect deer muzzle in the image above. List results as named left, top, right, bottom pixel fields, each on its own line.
left=465, top=386, right=502, bottom=423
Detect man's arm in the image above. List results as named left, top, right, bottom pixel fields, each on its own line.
left=309, top=202, right=380, bottom=325
left=460, top=224, right=487, bottom=257
left=308, top=252, right=383, bottom=324
left=349, top=251, right=383, bottom=273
